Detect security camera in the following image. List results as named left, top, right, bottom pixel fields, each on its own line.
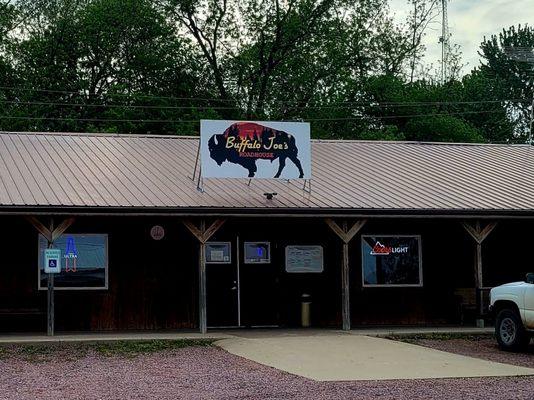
left=263, top=192, right=278, bottom=200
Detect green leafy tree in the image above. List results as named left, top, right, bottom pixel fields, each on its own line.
left=478, top=25, right=534, bottom=141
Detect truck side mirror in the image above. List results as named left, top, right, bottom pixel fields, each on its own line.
left=526, top=273, right=534, bottom=284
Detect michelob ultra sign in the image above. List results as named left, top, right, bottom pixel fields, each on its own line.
left=200, top=120, right=311, bottom=179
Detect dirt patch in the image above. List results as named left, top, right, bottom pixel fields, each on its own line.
left=0, top=339, right=215, bottom=362
left=416, top=337, right=533, bottom=369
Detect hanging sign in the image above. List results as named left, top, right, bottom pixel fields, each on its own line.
left=44, top=249, right=61, bottom=273
left=200, top=120, right=311, bottom=179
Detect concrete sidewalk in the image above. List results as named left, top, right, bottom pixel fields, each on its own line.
left=0, top=326, right=492, bottom=344
left=0, top=331, right=232, bottom=344
left=216, top=332, right=534, bottom=381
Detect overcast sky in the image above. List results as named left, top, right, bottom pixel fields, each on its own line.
left=389, top=0, right=534, bottom=74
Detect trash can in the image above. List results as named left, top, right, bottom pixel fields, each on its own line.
left=301, top=293, right=311, bottom=328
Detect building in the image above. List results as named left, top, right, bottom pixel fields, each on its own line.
left=1, top=131, right=533, bottom=334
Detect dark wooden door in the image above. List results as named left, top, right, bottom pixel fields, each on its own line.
left=240, top=250, right=280, bottom=327
left=206, top=262, right=239, bottom=327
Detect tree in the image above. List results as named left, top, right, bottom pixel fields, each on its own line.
left=478, top=25, right=534, bottom=141
left=3, top=0, right=205, bottom=133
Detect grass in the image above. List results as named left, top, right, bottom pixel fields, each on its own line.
left=385, top=332, right=494, bottom=344
left=0, top=339, right=215, bottom=362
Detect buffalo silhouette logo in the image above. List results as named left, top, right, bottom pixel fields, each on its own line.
left=207, top=122, right=305, bottom=178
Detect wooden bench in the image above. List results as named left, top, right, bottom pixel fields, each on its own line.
left=454, top=287, right=491, bottom=325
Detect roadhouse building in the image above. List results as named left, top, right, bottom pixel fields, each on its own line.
left=1, top=131, right=534, bottom=334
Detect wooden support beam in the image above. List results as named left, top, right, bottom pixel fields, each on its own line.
left=183, top=218, right=226, bottom=244
left=51, top=217, right=76, bottom=241
left=325, top=219, right=367, bottom=331
left=203, top=219, right=226, bottom=243
left=182, top=218, right=226, bottom=334
left=325, top=219, right=367, bottom=244
left=26, top=216, right=53, bottom=242
left=26, top=216, right=75, bottom=242
left=462, top=221, right=497, bottom=244
left=461, top=220, right=497, bottom=327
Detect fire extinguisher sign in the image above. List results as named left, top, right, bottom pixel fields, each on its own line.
left=44, top=249, right=61, bottom=273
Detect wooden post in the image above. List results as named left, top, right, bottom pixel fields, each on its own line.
left=183, top=218, right=226, bottom=334
left=26, top=216, right=75, bottom=336
left=198, top=220, right=207, bottom=334
left=325, top=218, right=366, bottom=331
left=341, top=222, right=350, bottom=331
left=462, top=221, right=497, bottom=328
left=47, top=272, right=54, bottom=336
left=47, top=221, right=54, bottom=336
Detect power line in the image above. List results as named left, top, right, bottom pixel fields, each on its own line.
left=0, top=85, right=529, bottom=108
left=0, top=98, right=528, bottom=111
left=0, top=108, right=506, bottom=124
left=0, top=100, right=238, bottom=110
left=0, top=86, right=239, bottom=103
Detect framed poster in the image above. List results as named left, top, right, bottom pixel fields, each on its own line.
left=244, top=242, right=270, bottom=264
left=38, top=234, right=108, bottom=290
left=285, top=245, right=324, bottom=273
left=361, top=235, right=422, bottom=287
left=205, top=242, right=231, bottom=264
left=200, top=120, right=311, bottom=179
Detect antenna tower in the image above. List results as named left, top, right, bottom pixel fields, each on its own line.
left=439, top=0, right=450, bottom=83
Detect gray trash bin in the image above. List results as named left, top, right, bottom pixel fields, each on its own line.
left=301, top=293, right=311, bottom=328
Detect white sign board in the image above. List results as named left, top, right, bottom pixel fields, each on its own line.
left=285, top=246, right=324, bottom=273
left=200, top=120, right=311, bottom=179
left=44, top=249, right=61, bottom=273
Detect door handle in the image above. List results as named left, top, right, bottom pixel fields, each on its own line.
left=231, top=280, right=237, bottom=290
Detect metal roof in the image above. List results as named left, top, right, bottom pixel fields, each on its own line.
left=0, top=131, right=533, bottom=214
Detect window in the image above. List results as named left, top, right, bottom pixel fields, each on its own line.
left=361, top=235, right=422, bottom=287
left=244, top=242, right=270, bottom=264
left=205, top=242, right=231, bottom=264
left=38, top=234, right=108, bottom=290
left=285, top=246, right=323, bottom=273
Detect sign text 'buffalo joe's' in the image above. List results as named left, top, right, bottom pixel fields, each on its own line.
left=200, top=120, right=311, bottom=179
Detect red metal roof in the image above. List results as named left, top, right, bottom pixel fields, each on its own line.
left=1, top=131, right=533, bottom=213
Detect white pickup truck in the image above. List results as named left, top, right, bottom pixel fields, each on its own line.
left=490, top=273, right=534, bottom=351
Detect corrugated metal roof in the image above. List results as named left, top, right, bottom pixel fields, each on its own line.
left=1, top=131, right=534, bottom=213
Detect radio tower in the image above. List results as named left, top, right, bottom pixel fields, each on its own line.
left=439, top=0, right=450, bottom=83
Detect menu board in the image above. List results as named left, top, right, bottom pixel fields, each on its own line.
left=285, top=246, right=323, bottom=273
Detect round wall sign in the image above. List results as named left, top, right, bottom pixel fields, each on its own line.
left=150, top=225, right=165, bottom=240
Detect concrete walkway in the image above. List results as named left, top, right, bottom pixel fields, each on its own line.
left=216, top=331, right=534, bottom=381
left=0, top=327, right=492, bottom=344
left=0, top=331, right=232, bottom=344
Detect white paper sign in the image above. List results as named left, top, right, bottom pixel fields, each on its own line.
left=285, top=246, right=324, bottom=273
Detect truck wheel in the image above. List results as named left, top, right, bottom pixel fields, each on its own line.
left=495, top=309, right=531, bottom=352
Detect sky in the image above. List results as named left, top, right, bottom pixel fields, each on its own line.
left=389, top=0, right=534, bottom=75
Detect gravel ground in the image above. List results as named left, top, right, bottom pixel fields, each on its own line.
left=1, top=343, right=534, bottom=400
left=414, top=336, right=534, bottom=368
